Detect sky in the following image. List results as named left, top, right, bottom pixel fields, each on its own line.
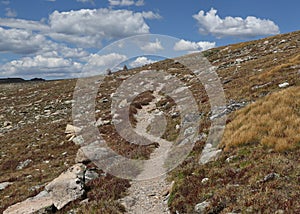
left=0, top=0, right=299, bottom=79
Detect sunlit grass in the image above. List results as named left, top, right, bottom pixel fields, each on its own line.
left=221, top=86, right=300, bottom=151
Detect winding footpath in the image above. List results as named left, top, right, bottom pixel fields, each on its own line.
left=120, top=90, right=173, bottom=214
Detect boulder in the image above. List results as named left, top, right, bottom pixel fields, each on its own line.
left=45, top=163, right=86, bottom=210
left=4, top=164, right=86, bottom=213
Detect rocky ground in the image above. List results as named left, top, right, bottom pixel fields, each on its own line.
left=0, top=30, right=300, bottom=213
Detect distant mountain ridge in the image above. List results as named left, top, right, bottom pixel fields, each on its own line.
left=0, top=78, right=45, bottom=84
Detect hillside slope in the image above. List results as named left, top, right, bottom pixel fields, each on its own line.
left=0, top=30, right=299, bottom=213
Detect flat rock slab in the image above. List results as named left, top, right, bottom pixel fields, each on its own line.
left=3, top=191, right=53, bottom=214
left=4, top=164, right=86, bottom=213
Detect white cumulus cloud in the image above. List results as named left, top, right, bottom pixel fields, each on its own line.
left=0, top=26, right=91, bottom=78
left=0, top=8, right=160, bottom=48
left=0, top=55, right=82, bottom=78
left=141, top=11, right=161, bottom=19
left=47, top=9, right=155, bottom=47
left=129, top=56, right=156, bottom=68
left=109, top=0, right=144, bottom=7
left=0, top=18, right=50, bottom=32
left=140, top=39, right=164, bottom=53
left=193, top=8, right=280, bottom=38
left=0, top=7, right=161, bottom=78
left=82, top=53, right=128, bottom=76
left=0, top=27, right=46, bottom=54
left=174, top=40, right=216, bottom=52
left=0, top=27, right=90, bottom=58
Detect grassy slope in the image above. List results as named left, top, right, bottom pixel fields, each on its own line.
left=221, top=86, right=300, bottom=152
left=168, top=31, right=300, bottom=213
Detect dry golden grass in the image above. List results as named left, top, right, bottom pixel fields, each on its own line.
left=221, top=86, right=300, bottom=152
left=254, top=53, right=300, bottom=80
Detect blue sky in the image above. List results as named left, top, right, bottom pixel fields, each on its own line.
left=0, top=0, right=298, bottom=79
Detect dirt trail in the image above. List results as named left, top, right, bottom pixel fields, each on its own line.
left=121, top=90, right=172, bottom=214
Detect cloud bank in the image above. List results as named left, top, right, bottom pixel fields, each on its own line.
left=109, top=0, right=144, bottom=7
left=0, top=8, right=161, bottom=78
left=193, top=8, right=280, bottom=38
left=174, top=40, right=216, bottom=52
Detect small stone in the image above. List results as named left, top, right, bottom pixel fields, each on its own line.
left=95, top=118, right=111, bottom=126
left=0, top=182, right=13, bottom=191
left=263, top=172, right=280, bottom=182
left=222, top=79, right=232, bottom=84
left=226, top=156, right=235, bottom=163
left=3, top=121, right=12, bottom=127
left=65, top=124, right=82, bottom=134
left=279, top=39, right=286, bottom=44
left=16, top=159, right=33, bottom=170
left=278, top=82, right=289, bottom=88
left=64, top=100, right=74, bottom=105
left=201, top=178, right=209, bottom=184
left=199, top=144, right=222, bottom=164
left=195, top=201, right=210, bottom=214
left=29, top=184, right=44, bottom=192
left=101, top=97, right=109, bottom=103
left=275, top=210, right=285, bottom=214
left=171, top=112, right=180, bottom=118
